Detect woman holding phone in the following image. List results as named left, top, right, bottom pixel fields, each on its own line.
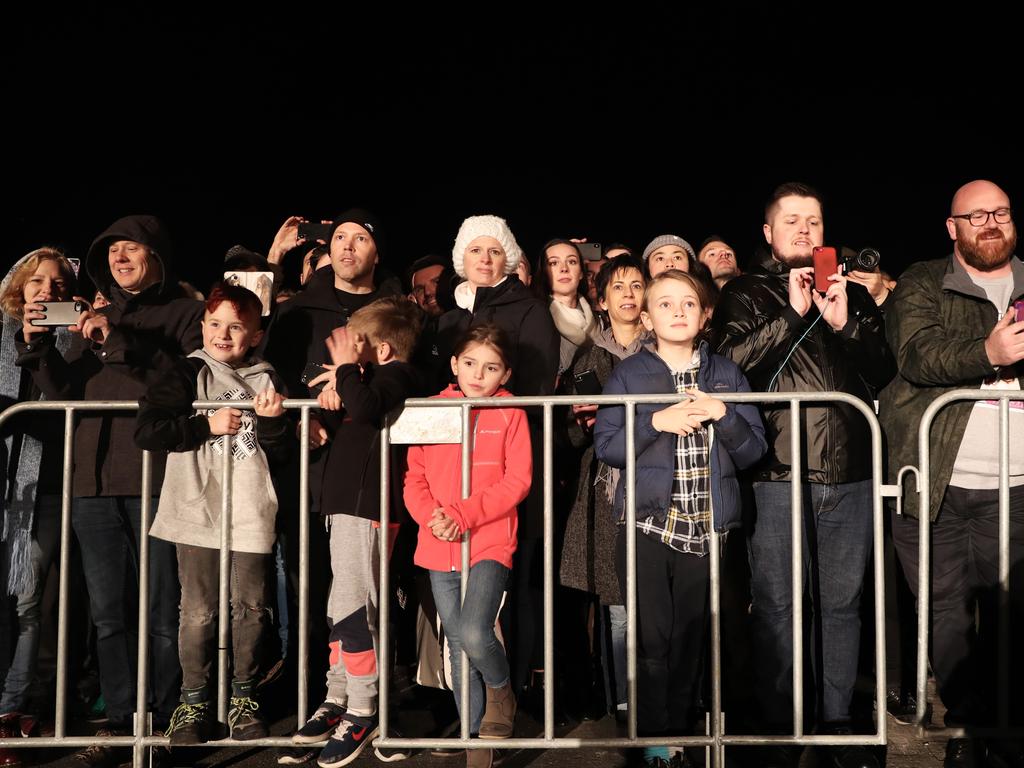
left=0, top=248, right=77, bottom=740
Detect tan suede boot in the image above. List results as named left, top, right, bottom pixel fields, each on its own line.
left=478, top=682, right=516, bottom=739
left=466, top=746, right=493, bottom=768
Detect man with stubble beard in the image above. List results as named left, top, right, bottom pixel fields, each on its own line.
left=711, top=183, right=894, bottom=768
left=881, top=180, right=1024, bottom=768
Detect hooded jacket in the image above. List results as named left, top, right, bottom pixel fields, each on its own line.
left=710, top=255, right=895, bottom=484
left=136, top=350, right=292, bottom=553
left=593, top=342, right=767, bottom=531
left=433, top=276, right=559, bottom=397
left=403, top=386, right=532, bottom=570
left=879, top=254, right=1024, bottom=519
left=15, top=215, right=204, bottom=496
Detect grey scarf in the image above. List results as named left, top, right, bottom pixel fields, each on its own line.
left=1, top=311, right=71, bottom=596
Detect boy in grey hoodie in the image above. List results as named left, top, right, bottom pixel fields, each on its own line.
left=135, top=283, right=293, bottom=744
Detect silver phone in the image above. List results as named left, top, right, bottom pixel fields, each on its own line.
left=30, top=301, right=85, bottom=327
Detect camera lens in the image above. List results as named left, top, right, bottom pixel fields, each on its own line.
left=856, top=248, right=881, bottom=270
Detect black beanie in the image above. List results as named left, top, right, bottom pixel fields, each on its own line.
left=330, top=208, right=385, bottom=257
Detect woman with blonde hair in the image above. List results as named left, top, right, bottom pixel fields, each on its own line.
left=0, top=247, right=76, bottom=729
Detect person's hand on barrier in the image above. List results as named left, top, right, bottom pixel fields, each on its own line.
left=209, top=407, right=242, bottom=436
left=21, top=302, right=52, bottom=340
left=253, top=386, right=285, bottom=418
left=812, top=271, right=849, bottom=331
left=326, top=326, right=364, bottom=366
left=317, top=388, right=342, bottom=411
left=686, top=390, right=727, bottom=422
left=572, top=402, right=598, bottom=431
left=985, top=310, right=1024, bottom=367
left=652, top=399, right=707, bottom=435
left=788, top=266, right=815, bottom=317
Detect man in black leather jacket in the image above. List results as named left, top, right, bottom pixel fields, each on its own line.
left=711, top=183, right=894, bottom=768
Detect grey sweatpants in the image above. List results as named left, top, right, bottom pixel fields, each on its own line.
left=324, top=515, right=390, bottom=713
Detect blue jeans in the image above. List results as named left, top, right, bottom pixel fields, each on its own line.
left=72, top=496, right=181, bottom=726
left=749, top=479, right=873, bottom=726
left=430, top=561, right=510, bottom=735
left=0, top=495, right=61, bottom=713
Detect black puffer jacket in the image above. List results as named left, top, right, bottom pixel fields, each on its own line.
left=710, top=255, right=895, bottom=484
left=433, top=276, right=559, bottom=396
left=15, top=215, right=204, bottom=496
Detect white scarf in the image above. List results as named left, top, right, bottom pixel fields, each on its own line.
left=548, top=296, right=595, bottom=346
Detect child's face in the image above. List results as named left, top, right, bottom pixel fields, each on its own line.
left=202, top=302, right=263, bottom=364
left=450, top=341, right=511, bottom=397
left=640, top=277, right=707, bottom=345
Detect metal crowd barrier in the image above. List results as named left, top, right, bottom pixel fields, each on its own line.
left=0, top=391, right=889, bottom=767
left=377, top=391, right=888, bottom=768
left=906, top=390, right=1024, bottom=736
left=0, top=398, right=321, bottom=767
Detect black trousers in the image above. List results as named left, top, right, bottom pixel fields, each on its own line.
left=891, top=485, right=1024, bottom=726
left=615, top=530, right=709, bottom=735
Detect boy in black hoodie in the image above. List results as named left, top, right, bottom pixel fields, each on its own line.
left=290, top=296, right=424, bottom=767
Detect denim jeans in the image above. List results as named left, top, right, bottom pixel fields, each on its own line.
left=176, top=544, right=271, bottom=693
left=0, top=495, right=61, bottom=713
left=72, top=496, right=181, bottom=726
left=749, top=479, right=873, bottom=726
left=430, top=561, right=510, bottom=735
left=606, top=604, right=627, bottom=708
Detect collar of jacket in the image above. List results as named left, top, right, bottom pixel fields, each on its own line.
left=941, top=253, right=1024, bottom=304
left=639, top=338, right=709, bottom=371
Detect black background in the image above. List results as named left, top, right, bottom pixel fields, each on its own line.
left=6, top=5, right=1021, bottom=291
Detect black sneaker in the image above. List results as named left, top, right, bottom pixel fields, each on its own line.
left=165, top=701, right=214, bottom=745
left=277, top=745, right=319, bottom=765
left=317, top=712, right=379, bottom=767
left=293, top=702, right=346, bottom=744
left=229, top=695, right=268, bottom=741
left=373, top=725, right=411, bottom=762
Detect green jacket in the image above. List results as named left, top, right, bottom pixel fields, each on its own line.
left=879, top=253, right=1024, bottom=520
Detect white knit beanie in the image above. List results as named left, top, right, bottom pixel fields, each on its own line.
left=451, top=215, right=523, bottom=278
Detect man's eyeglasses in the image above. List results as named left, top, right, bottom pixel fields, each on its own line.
left=950, top=208, right=1013, bottom=227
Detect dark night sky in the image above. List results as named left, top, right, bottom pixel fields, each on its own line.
left=6, top=6, right=1021, bottom=292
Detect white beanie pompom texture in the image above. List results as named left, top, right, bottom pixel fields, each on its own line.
left=451, top=215, right=523, bottom=279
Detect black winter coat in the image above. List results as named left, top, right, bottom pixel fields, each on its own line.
left=710, top=256, right=895, bottom=484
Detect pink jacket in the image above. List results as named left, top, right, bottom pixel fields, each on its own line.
left=403, top=385, right=532, bottom=571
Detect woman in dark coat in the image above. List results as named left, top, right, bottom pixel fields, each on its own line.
left=434, top=215, right=560, bottom=703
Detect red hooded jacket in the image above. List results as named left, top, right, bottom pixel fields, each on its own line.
left=403, top=385, right=532, bottom=571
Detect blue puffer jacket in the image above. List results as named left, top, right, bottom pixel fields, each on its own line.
left=594, top=341, right=767, bottom=531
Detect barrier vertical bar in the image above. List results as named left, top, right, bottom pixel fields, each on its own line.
left=133, top=450, right=153, bottom=767
left=625, top=402, right=638, bottom=741
left=379, top=416, right=391, bottom=741
left=55, top=407, right=75, bottom=738
left=298, top=406, right=311, bottom=726
left=915, top=413, right=931, bottom=730
left=217, top=433, right=232, bottom=726
left=543, top=404, right=555, bottom=741
left=709, top=520, right=723, bottom=768
left=789, top=400, right=803, bottom=738
left=998, top=398, right=1010, bottom=728
left=460, top=404, right=471, bottom=742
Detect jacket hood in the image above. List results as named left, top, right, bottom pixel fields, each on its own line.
left=86, top=215, right=176, bottom=297
left=189, top=348, right=277, bottom=380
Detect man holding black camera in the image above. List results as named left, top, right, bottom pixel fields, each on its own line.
left=881, top=179, right=1024, bottom=768
left=711, top=182, right=894, bottom=768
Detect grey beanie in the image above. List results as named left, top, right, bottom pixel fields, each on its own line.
left=641, top=234, right=696, bottom=263
left=451, top=215, right=523, bottom=278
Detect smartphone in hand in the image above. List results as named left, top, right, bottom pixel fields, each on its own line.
left=812, top=246, right=839, bottom=294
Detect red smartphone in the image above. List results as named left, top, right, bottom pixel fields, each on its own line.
left=812, top=246, right=839, bottom=293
